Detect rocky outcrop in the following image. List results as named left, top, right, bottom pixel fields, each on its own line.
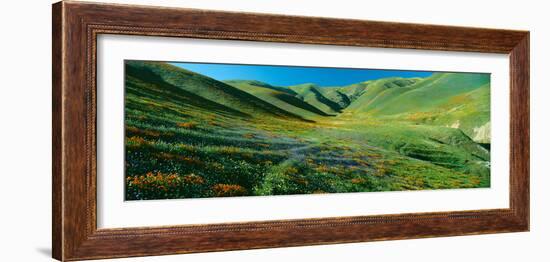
left=473, top=122, right=491, bottom=144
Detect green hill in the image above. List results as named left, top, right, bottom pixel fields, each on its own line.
left=320, top=89, right=351, bottom=108
left=224, top=80, right=332, bottom=120
left=345, top=77, right=421, bottom=112
left=424, top=83, right=490, bottom=143
left=366, top=73, right=489, bottom=116
left=344, top=73, right=490, bottom=142
left=324, top=82, right=369, bottom=104
left=288, top=83, right=343, bottom=115
left=306, top=82, right=370, bottom=109
left=125, top=61, right=309, bottom=121
left=225, top=80, right=296, bottom=95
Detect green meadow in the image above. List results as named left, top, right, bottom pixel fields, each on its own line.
left=124, top=61, right=490, bottom=200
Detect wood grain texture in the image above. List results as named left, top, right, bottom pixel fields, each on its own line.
left=509, top=35, right=530, bottom=226
left=52, top=2, right=63, bottom=260
left=52, top=1, right=530, bottom=261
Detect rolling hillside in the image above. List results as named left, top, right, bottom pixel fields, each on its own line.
left=288, top=83, right=344, bottom=115
left=224, top=80, right=331, bottom=120
left=360, top=73, right=489, bottom=116
left=125, top=61, right=309, bottom=121
left=344, top=77, right=421, bottom=112
left=342, top=73, right=490, bottom=142
left=320, top=82, right=369, bottom=108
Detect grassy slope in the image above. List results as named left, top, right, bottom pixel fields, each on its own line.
left=430, top=84, right=490, bottom=143
left=288, top=83, right=344, bottom=115
left=317, top=82, right=369, bottom=109
left=124, top=62, right=491, bottom=200
left=318, top=89, right=351, bottom=109
left=125, top=62, right=307, bottom=199
left=368, top=73, right=489, bottom=115
left=345, top=77, right=421, bottom=112
left=328, top=82, right=370, bottom=103
left=344, top=73, right=490, bottom=142
left=126, top=61, right=310, bottom=121
left=224, top=80, right=331, bottom=120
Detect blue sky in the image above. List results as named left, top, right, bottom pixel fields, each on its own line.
left=170, top=62, right=433, bottom=87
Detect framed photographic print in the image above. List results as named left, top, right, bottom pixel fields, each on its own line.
left=52, top=1, right=529, bottom=261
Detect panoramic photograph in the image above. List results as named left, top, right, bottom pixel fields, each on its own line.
left=124, top=60, right=491, bottom=200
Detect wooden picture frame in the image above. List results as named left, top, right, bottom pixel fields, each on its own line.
left=52, top=1, right=529, bottom=261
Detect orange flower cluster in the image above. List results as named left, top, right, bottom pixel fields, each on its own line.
left=183, top=173, right=205, bottom=185
left=126, top=171, right=209, bottom=200
left=211, top=184, right=247, bottom=197
left=156, top=152, right=204, bottom=166
left=126, top=126, right=161, bottom=137
left=126, top=136, right=147, bottom=145
left=127, top=172, right=181, bottom=191
left=177, top=122, right=197, bottom=129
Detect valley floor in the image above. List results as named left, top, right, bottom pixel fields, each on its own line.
left=125, top=108, right=490, bottom=200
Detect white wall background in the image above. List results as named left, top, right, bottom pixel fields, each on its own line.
left=0, top=0, right=546, bottom=261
